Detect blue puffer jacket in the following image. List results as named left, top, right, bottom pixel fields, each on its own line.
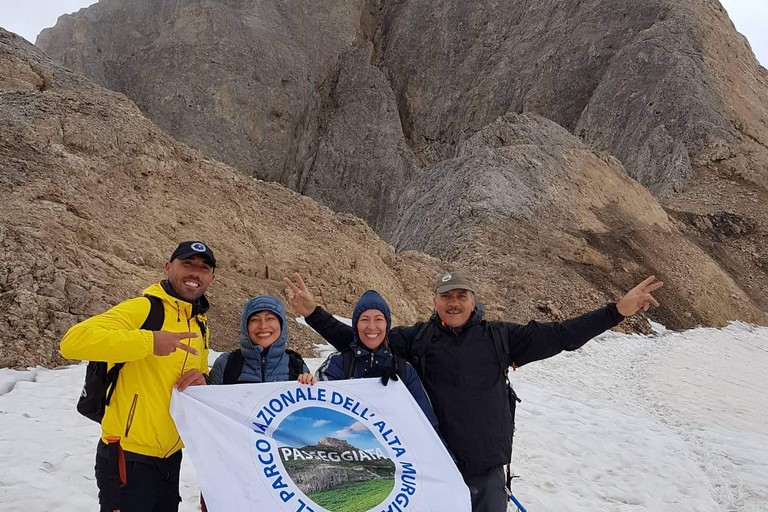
left=209, top=295, right=306, bottom=385
left=315, top=290, right=440, bottom=431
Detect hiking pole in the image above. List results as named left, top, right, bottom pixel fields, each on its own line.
left=508, top=490, right=528, bottom=512
left=504, top=464, right=527, bottom=511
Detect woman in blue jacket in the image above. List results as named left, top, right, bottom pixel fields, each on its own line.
left=203, top=295, right=313, bottom=512
left=315, top=290, right=439, bottom=430
left=209, top=294, right=314, bottom=385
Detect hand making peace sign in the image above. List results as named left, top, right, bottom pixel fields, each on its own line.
left=616, top=275, right=664, bottom=317
left=282, top=272, right=317, bottom=317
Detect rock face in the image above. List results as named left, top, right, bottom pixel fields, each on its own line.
left=395, top=113, right=767, bottom=329
left=299, top=41, right=418, bottom=238
left=34, top=0, right=768, bottom=326
left=5, top=0, right=768, bottom=367
left=36, top=0, right=415, bottom=239
left=317, top=437, right=356, bottom=451
left=0, top=29, right=441, bottom=368
left=373, top=0, right=768, bottom=188
left=373, top=0, right=768, bottom=317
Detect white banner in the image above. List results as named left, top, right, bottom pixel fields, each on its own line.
left=171, top=378, right=470, bottom=512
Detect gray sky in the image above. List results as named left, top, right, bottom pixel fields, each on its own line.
left=0, top=0, right=96, bottom=44
left=0, top=0, right=766, bottom=65
left=720, top=0, right=768, bottom=66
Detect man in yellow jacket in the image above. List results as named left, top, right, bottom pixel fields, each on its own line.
left=61, top=241, right=216, bottom=512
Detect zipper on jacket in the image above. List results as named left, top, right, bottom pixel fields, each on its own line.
left=361, top=352, right=375, bottom=377
left=179, top=316, right=194, bottom=375
left=261, top=353, right=267, bottom=381
left=124, top=393, right=138, bottom=437
left=174, top=301, right=181, bottom=322
left=196, top=317, right=208, bottom=349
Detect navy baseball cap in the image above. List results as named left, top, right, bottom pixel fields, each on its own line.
left=169, top=241, right=216, bottom=268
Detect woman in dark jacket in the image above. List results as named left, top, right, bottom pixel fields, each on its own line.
left=315, top=290, right=440, bottom=430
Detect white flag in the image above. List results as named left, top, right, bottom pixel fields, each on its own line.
left=171, top=378, right=471, bottom=512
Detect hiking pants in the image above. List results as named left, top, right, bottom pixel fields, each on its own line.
left=95, top=442, right=182, bottom=512
left=463, top=465, right=508, bottom=512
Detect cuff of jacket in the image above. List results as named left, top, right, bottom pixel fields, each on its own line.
left=141, top=329, right=155, bottom=358
left=606, top=302, right=625, bottom=324
left=305, top=306, right=325, bottom=323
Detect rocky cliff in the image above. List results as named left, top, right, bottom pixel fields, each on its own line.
left=34, top=0, right=768, bottom=329
left=281, top=438, right=394, bottom=494
left=36, top=0, right=415, bottom=239
left=0, top=29, right=440, bottom=368
left=395, top=113, right=766, bottom=328
left=3, top=0, right=768, bottom=367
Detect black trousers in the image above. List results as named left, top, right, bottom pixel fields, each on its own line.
left=95, top=442, right=182, bottom=512
left=463, top=465, right=508, bottom=512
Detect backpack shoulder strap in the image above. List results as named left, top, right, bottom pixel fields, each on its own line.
left=106, top=295, right=164, bottom=405
left=408, top=321, right=435, bottom=379
left=488, top=320, right=521, bottom=487
left=141, top=295, right=165, bottom=331
left=489, top=321, right=521, bottom=404
left=487, top=320, right=509, bottom=373
left=392, top=354, right=409, bottom=382
left=222, top=349, right=244, bottom=385
left=196, top=318, right=208, bottom=349
left=341, top=348, right=355, bottom=379
left=285, top=349, right=306, bottom=380
left=103, top=362, right=123, bottom=407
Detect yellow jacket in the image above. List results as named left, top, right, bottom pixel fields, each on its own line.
left=60, top=283, right=210, bottom=458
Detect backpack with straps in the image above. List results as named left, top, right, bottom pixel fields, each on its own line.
left=221, top=348, right=306, bottom=384
left=76, top=295, right=165, bottom=423
left=340, top=347, right=409, bottom=381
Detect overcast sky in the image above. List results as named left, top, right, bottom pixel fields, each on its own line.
left=0, top=0, right=766, bottom=65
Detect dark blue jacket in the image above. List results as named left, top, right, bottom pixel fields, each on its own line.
left=315, top=338, right=440, bottom=430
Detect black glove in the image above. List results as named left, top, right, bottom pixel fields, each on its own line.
left=380, top=367, right=399, bottom=386
left=367, top=366, right=399, bottom=386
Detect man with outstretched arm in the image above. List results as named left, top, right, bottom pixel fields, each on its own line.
left=61, top=241, right=216, bottom=512
left=283, top=271, right=662, bottom=512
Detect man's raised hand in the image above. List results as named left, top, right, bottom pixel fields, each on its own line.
left=283, top=272, right=317, bottom=317
left=616, top=275, right=664, bottom=317
left=153, top=331, right=199, bottom=356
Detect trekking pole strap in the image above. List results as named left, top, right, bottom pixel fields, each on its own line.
left=104, top=436, right=126, bottom=512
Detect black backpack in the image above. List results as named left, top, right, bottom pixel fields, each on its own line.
left=340, top=347, right=409, bottom=381
left=221, top=348, right=306, bottom=384
left=76, top=295, right=165, bottom=422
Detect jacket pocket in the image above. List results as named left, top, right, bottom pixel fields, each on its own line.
left=124, top=393, right=138, bottom=437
